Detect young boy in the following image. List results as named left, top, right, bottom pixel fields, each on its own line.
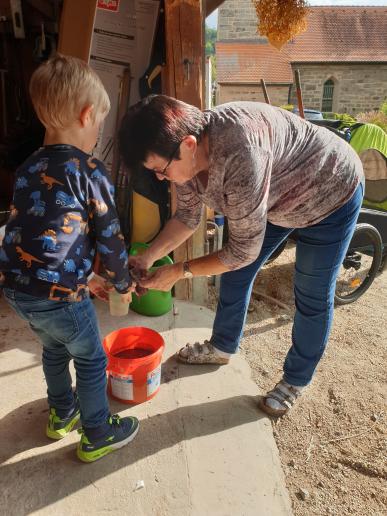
left=0, top=54, right=139, bottom=462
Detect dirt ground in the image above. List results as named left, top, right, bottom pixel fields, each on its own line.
left=207, top=243, right=386, bottom=516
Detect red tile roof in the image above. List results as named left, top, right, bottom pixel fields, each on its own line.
left=216, top=6, right=387, bottom=84
left=216, top=42, right=293, bottom=84
left=285, top=6, right=387, bottom=62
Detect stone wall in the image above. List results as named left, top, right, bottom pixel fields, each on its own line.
left=218, top=0, right=264, bottom=41
left=217, top=84, right=290, bottom=106
left=289, top=64, right=387, bottom=115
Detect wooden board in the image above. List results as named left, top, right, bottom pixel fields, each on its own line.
left=57, top=0, right=97, bottom=61
left=164, top=0, right=207, bottom=304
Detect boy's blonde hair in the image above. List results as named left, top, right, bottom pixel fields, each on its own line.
left=29, top=54, right=110, bottom=129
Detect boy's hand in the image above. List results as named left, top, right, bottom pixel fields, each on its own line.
left=88, top=274, right=110, bottom=302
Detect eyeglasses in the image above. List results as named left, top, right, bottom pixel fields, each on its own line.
left=157, top=140, right=182, bottom=177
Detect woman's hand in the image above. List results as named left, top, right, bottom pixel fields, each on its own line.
left=140, top=263, right=183, bottom=291
left=128, top=252, right=154, bottom=272
left=88, top=274, right=111, bottom=301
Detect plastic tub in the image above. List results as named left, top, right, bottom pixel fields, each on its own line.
left=129, top=242, right=173, bottom=317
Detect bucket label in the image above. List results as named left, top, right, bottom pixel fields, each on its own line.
left=147, top=365, right=161, bottom=397
left=110, top=373, right=133, bottom=400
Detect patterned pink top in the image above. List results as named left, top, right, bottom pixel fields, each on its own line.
left=175, top=102, right=364, bottom=269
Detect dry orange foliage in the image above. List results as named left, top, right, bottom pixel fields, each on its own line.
left=252, top=0, right=309, bottom=50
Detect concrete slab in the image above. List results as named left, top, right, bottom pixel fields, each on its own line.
left=0, top=297, right=292, bottom=516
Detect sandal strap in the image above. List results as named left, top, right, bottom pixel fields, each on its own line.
left=266, top=380, right=301, bottom=409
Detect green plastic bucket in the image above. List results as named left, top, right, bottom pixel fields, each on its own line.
left=129, top=242, right=173, bottom=317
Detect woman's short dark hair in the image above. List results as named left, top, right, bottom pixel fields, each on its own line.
left=118, top=94, right=206, bottom=170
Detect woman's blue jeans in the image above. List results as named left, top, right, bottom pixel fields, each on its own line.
left=211, top=183, right=363, bottom=387
left=2, top=291, right=109, bottom=428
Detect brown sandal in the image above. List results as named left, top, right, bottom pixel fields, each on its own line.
left=258, top=380, right=303, bottom=418
left=177, top=340, right=230, bottom=365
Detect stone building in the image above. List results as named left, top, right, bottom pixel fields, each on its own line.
left=216, top=2, right=387, bottom=115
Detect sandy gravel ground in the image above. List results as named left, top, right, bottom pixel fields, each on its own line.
left=208, top=243, right=386, bottom=516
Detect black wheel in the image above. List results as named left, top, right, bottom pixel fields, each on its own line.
left=335, top=223, right=383, bottom=305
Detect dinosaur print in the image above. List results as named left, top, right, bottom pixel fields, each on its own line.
left=36, top=268, right=60, bottom=283
left=82, top=258, right=92, bottom=271
left=64, top=158, right=81, bottom=177
left=97, top=242, right=114, bottom=255
left=27, top=192, right=46, bottom=217
left=16, top=177, right=28, bottom=190
left=15, top=246, right=44, bottom=268
left=77, top=269, right=85, bottom=280
left=35, top=230, right=60, bottom=252
left=101, top=218, right=120, bottom=237
left=56, top=191, right=77, bottom=208
left=40, top=173, right=64, bottom=190
left=90, top=169, right=104, bottom=182
left=4, top=227, right=22, bottom=244
left=28, top=158, right=48, bottom=174
left=60, top=213, right=88, bottom=235
left=64, top=259, right=77, bottom=272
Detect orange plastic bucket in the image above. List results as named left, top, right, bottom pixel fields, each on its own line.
left=103, top=327, right=164, bottom=404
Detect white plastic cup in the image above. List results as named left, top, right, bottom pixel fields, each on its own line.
left=109, top=290, right=131, bottom=317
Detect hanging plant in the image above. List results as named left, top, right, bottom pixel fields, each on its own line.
left=252, top=0, right=310, bottom=50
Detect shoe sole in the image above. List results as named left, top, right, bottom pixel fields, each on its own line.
left=177, top=352, right=229, bottom=366
left=77, top=421, right=140, bottom=463
left=257, top=397, right=288, bottom=418
left=46, top=413, right=81, bottom=440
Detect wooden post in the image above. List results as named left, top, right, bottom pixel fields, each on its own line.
left=294, top=69, right=305, bottom=119
left=260, top=78, right=271, bottom=104
left=164, top=0, right=207, bottom=304
left=57, top=0, right=97, bottom=61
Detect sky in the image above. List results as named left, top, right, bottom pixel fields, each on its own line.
left=206, top=0, right=387, bottom=28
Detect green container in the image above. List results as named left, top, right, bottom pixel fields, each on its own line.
left=129, top=242, right=173, bottom=317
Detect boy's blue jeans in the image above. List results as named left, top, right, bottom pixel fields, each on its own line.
left=211, top=183, right=363, bottom=387
left=2, top=291, right=109, bottom=428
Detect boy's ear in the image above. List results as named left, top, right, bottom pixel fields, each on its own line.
left=79, top=105, right=94, bottom=127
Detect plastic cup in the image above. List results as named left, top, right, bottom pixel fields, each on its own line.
left=109, top=290, right=131, bottom=317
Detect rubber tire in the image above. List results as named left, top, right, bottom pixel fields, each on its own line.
left=335, top=223, right=383, bottom=306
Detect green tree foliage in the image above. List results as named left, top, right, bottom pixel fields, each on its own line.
left=205, top=26, right=217, bottom=56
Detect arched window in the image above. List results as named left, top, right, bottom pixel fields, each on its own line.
left=322, top=79, right=335, bottom=112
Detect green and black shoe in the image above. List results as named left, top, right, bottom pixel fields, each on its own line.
left=77, top=414, right=139, bottom=463
left=46, top=400, right=81, bottom=440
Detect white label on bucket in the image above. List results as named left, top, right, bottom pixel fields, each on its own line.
left=110, top=373, right=133, bottom=400
left=147, top=365, right=161, bottom=397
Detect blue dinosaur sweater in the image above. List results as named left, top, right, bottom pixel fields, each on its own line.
left=0, top=144, right=131, bottom=302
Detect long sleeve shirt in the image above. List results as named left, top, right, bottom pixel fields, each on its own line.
left=0, top=144, right=131, bottom=301
left=174, top=102, right=364, bottom=270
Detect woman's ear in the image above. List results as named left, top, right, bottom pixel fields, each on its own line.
left=79, top=105, right=94, bottom=127
left=182, top=134, right=197, bottom=152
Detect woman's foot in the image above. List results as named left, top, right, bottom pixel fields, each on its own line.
left=177, top=340, right=230, bottom=365
left=258, top=379, right=304, bottom=418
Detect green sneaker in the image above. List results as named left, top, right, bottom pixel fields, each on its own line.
left=77, top=414, right=139, bottom=463
left=46, top=402, right=81, bottom=440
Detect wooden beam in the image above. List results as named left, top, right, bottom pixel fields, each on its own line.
left=206, top=0, right=225, bottom=16
left=57, top=0, right=97, bottom=61
left=164, top=0, right=207, bottom=304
